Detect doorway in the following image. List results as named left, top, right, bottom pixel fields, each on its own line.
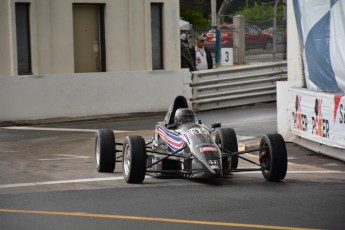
left=73, top=4, right=106, bottom=72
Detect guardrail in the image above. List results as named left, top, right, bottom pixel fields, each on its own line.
left=191, top=61, right=287, bottom=111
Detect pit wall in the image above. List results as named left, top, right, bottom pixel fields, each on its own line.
left=277, top=1, right=345, bottom=155
left=0, top=69, right=192, bottom=121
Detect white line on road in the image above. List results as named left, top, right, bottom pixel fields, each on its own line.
left=239, top=170, right=344, bottom=174
left=1, top=126, right=135, bottom=133
left=39, top=154, right=92, bottom=161
left=0, top=177, right=124, bottom=189
left=0, top=171, right=343, bottom=189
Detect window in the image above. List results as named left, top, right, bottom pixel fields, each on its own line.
left=15, top=3, right=32, bottom=75
left=151, top=3, right=163, bottom=70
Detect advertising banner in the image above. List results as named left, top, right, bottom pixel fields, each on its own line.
left=293, top=0, right=345, bottom=93
left=289, top=88, right=345, bottom=149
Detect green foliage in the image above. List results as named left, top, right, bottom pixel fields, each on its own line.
left=181, top=10, right=209, bottom=26
left=233, top=2, right=284, bottom=21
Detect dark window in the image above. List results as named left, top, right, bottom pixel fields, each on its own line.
left=151, top=3, right=163, bottom=70
left=15, top=3, right=32, bottom=75
left=99, top=5, right=106, bottom=72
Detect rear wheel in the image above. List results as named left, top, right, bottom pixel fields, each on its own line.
left=95, top=129, right=115, bottom=172
left=215, top=128, right=238, bottom=170
left=259, top=134, right=287, bottom=181
left=123, top=136, right=147, bottom=183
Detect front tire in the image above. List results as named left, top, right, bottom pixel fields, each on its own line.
left=259, top=134, right=287, bottom=181
left=123, top=136, right=147, bottom=183
left=215, top=128, right=238, bottom=170
left=95, top=129, right=116, bottom=172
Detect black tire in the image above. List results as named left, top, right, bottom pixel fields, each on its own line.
left=259, top=134, right=287, bottom=181
left=95, top=129, right=115, bottom=172
left=122, top=136, right=147, bottom=183
left=215, top=128, right=238, bottom=170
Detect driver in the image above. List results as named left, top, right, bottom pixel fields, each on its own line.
left=174, top=108, right=197, bottom=126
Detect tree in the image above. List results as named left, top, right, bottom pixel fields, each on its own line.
left=180, top=0, right=223, bottom=26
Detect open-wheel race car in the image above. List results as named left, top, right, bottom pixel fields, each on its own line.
left=94, top=96, right=287, bottom=183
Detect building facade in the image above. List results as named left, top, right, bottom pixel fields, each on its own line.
left=0, top=0, right=191, bottom=122
left=0, top=0, right=181, bottom=76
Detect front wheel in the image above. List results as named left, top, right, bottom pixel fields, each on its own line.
left=95, top=129, right=116, bottom=172
left=259, top=134, right=287, bottom=181
left=215, top=128, right=238, bottom=170
left=123, top=136, right=147, bottom=183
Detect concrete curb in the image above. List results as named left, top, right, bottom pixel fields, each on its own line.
left=294, top=137, right=345, bottom=163
left=239, top=138, right=261, bottom=152
left=239, top=136, right=345, bottom=163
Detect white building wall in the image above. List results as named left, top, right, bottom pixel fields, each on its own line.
left=0, top=0, right=187, bottom=122
left=0, top=70, right=191, bottom=121
left=0, top=0, right=181, bottom=75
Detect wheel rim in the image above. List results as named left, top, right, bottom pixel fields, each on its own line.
left=261, top=143, right=271, bottom=172
left=96, top=137, right=100, bottom=166
left=124, top=144, right=131, bottom=176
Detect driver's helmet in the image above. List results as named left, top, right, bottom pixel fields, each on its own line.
left=174, top=108, right=197, bottom=126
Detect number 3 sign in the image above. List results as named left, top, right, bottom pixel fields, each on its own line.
left=221, top=48, right=233, bottom=66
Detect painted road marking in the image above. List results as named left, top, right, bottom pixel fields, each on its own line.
left=0, top=208, right=319, bottom=230
left=39, top=154, right=92, bottom=161
left=0, top=171, right=343, bottom=189
left=0, top=176, right=124, bottom=189
left=2, top=126, right=129, bottom=133
left=2, top=126, right=155, bottom=134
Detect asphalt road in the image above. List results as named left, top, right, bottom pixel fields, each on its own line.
left=1, top=103, right=345, bottom=230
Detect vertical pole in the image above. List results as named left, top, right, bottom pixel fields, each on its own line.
left=273, top=0, right=281, bottom=61
left=211, top=0, right=217, bottom=27
left=233, top=15, right=245, bottom=64
left=211, top=0, right=220, bottom=67
left=215, top=29, right=221, bottom=66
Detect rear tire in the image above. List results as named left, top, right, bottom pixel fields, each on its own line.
left=215, top=128, right=238, bottom=170
left=259, top=134, right=287, bottom=181
left=95, top=129, right=115, bottom=172
left=123, top=136, right=147, bottom=183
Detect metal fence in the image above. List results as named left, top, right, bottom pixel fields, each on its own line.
left=190, top=61, right=287, bottom=111
left=181, top=18, right=286, bottom=64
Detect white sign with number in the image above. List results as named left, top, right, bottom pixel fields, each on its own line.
left=221, top=48, right=233, bottom=66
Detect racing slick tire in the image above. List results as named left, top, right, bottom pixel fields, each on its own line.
left=215, top=128, right=239, bottom=170
left=259, top=134, right=287, bottom=181
left=123, top=136, right=147, bottom=183
left=95, top=129, right=116, bottom=172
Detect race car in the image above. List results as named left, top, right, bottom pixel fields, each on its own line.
left=94, top=96, right=287, bottom=184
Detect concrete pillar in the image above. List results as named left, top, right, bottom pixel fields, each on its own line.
left=0, top=0, right=13, bottom=76
left=233, top=15, right=245, bottom=65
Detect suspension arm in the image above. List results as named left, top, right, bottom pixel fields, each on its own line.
left=146, top=146, right=187, bottom=168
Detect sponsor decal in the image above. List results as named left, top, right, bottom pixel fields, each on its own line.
left=208, top=160, right=218, bottom=165
left=311, top=98, right=329, bottom=138
left=339, top=103, right=344, bottom=124
left=335, top=95, right=344, bottom=124
left=200, top=146, right=217, bottom=152
left=292, top=95, right=308, bottom=131
left=289, top=88, right=345, bottom=148
left=210, top=165, right=219, bottom=170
